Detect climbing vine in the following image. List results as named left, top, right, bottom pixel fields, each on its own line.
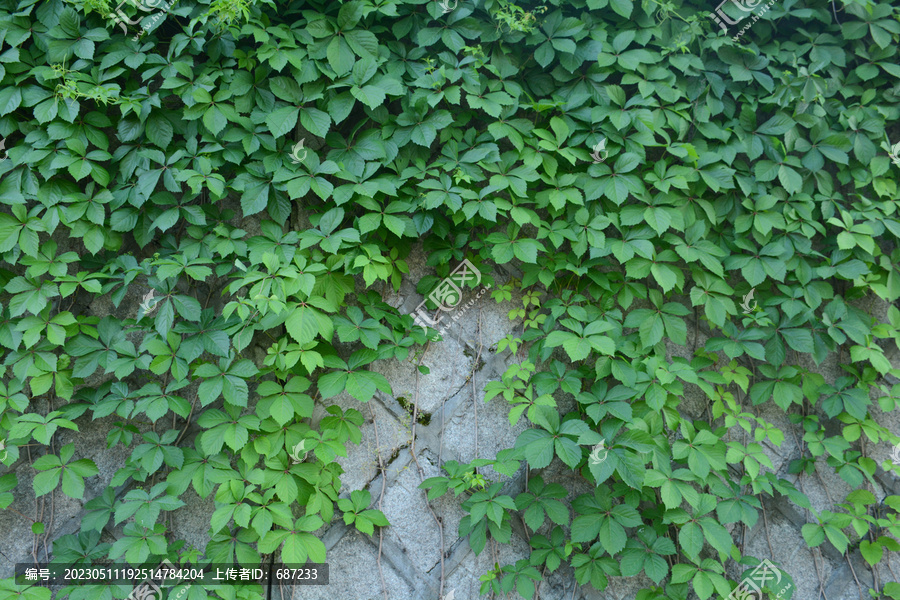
left=0, top=0, right=900, bottom=598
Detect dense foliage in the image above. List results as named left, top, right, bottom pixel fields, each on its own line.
left=1, top=0, right=900, bottom=598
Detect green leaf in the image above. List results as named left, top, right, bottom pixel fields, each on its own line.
left=609, top=0, right=633, bottom=17
left=33, top=468, right=62, bottom=497
left=679, top=522, right=704, bottom=559
left=266, top=106, right=299, bottom=139
left=286, top=306, right=326, bottom=345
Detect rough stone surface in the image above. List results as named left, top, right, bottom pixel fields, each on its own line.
left=440, top=366, right=530, bottom=484
left=168, top=486, right=216, bottom=557
left=290, top=529, right=415, bottom=600
left=379, top=449, right=465, bottom=574
left=369, top=334, right=473, bottom=416
left=739, top=508, right=830, bottom=600
left=310, top=392, right=411, bottom=494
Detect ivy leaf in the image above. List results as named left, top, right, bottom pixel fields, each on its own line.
left=285, top=303, right=334, bottom=345
left=679, top=521, right=704, bottom=559
left=32, top=443, right=97, bottom=500
left=114, top=482, right=185, bottom=527
left=317, top=351, right=391, bottom=401
left=609, top=0, right=633, bottom=17
left=259, top=516, right=327, bottom=563
left=265, top=106, right=299, bottom=139
left=256, top=377, right=314, bottom=425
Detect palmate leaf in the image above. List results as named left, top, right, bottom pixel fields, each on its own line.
left=619, top=532, right=674, bottom=583
left=114, top=482, right=185, bottom=527
left=516, top=478, right=569, bottom=531
left=715, top=491, right=761, bottom=527
left=81, top=487, right=116, bottom=532
left=108, top=523, right=168, bottom=563
left=194, top=358, right=257, bottom=407
left=259, top=516, right=327, bottom=563
left=256, top=377, right=314, bottom=425
left=515, top=429, right=555, bottom=469
left=317, top=358, right=391, bottom=401
left=345, top=370, right=391, bottom=401
left=285, top=303, right=334, bottom=345
left=819, top=376, right=871, bottom=419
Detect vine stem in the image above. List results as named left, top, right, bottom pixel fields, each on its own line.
left=787, top=410, right=828, bottom=600
left=439, top=311, right=461, bottom=469
left=761, top=496, right=775, bottom=567
left=41, top=409, right=55, bottom=563
left=859, top=426, right=878, bottom=594
left=5, top=506, right=35, bottom=522
left=43, top=487, right=55, bottom=563
left=175, top=392, right=197, bottom=446
left=490, top=538, right=499, bottom=600
left=885, top=554, right=899, bottom=590
left=533, top=565, right=546, bottom=600
left=31, top=496, right=41, bottom=565
left=473, top=308, right=484, bottom=463
left=410, top=339, right=446, bottom=600
left=845, top=553, right=864, bottom=600
left=751, top=404, right=776, bottom=562
left=369, top=402, right=389, bottom=600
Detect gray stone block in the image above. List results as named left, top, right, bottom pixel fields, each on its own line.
left=369, top=334, right=474, bottom=416
left=289, top=530, right=415, bottom=600
left=379, top=449, right=466, bottom=574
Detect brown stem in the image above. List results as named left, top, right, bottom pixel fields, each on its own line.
left=5, top=506, right=35, bottom=522
left=788, top=418, right=828, bottom=600
left=175, top=392, right=198, bottom=446
left=369, top=402, right=389, bottom=600
left=409, top=339, right=446, bottom=599
left=845, top=553, right=864, bottom=600
left=473, top=308, right=484, bottom=462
